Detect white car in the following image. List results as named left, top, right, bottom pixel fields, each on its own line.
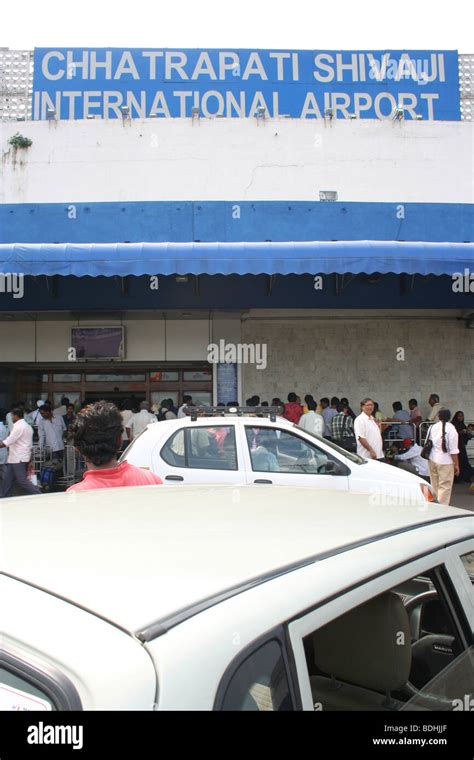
left=1, top=485, right=473, bottom=712
left=121, top=410, right=436, bottom=504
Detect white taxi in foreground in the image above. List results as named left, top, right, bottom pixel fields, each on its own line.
left=2, top=485, right=473, bottom=711
left=121, top=409, right=436, bottom=505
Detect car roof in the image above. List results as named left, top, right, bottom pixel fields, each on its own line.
left=2, top=485, right=472, bottom=636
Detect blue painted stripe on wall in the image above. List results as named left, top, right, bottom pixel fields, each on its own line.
left=1, top=201, right=473, bottom=244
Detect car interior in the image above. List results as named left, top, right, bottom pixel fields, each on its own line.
left=160, top=426, right=238, bottom=470
left=245, top=427, right=345, bottom=475
left=304, top=568, right=472, bottom=711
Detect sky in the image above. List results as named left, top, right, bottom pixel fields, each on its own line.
left=2, top=0, right=472, bottom=51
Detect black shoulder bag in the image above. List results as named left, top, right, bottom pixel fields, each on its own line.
left=420, top=426, right=433, bottom=460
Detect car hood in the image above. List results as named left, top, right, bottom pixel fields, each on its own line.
left=356, top=457, right=427, bottom=485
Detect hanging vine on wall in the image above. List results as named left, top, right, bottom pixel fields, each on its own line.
left=8, top=132, right=33, bottom=149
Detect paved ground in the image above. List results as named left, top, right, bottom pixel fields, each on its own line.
left=450, top=482, right=474, bottom=512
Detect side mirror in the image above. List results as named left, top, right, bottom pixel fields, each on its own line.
left=324, top=460, right=343, bottom=475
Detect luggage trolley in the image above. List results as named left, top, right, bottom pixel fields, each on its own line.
left=31, top=444, right=53, bottom=475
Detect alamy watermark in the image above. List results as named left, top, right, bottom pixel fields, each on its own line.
left=452, top=268, right=474, bottom=293
left=207, top=340, right=267, bottom=370
left=0, top=272, right=24, bottom=299
left=27, top=721, right=83, bottom=750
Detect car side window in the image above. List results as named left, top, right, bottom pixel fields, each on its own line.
left=161, top=426, right=238, bottom=470
left=161, top=429, right=185, bottom=467
left=245, top=427, right=343, bottom=475
left=300, top=567, right=470, bottom=712
left=219, top=640, right=294, bottom=711
left=460, top=552, right=474, bottom=583
left=1, top=668, right=55, bottom=711
left=187, top=426, right=237, bottom=470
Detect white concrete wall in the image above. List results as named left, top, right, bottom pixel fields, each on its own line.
left=241, top=315, right=474, bottom=419
left=1, top=118, right=473, bottom=204
left=0, top=318, right=210, bottom=362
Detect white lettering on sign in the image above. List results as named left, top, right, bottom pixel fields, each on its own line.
left=191, top=52, right=218, bottom=80
left=34, top=49, right=455, bottom=121
left=242, top=53, right=268, bottom=80
left=42, top=51, right=65, bottom=80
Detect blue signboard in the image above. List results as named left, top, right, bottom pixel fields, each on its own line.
left=32, top=48, right=461, bottom=121
left=216, top=362, right=238, bottom=405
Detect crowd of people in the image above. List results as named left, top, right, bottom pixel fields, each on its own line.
left=243, top=391, right=473, bottom=505
left=0, top=391, right=472, bottom=505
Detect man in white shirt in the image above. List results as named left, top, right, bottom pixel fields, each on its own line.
left=38, top=405, right=66, bottom=459
left=129, top=401, right=157, bottom=440
left=120, top=399, right=134, bottom=450
left=298, top=400, right=324, bottom=437
left=27, top=399, right=47, bottom=442
left=0, top=407, right=42, bottom=496
left=392, top=438, right=429, bottom=478
left=428, top=409, right=459, bottom=505
left=53, top=396, right=70, bottom=418
left=0, top=412, right=9, bottom=484
left=178, top=395, right=193, bottom=419
left=427, top=394, right=443, bottom=422
left=354, top=398, right=384, bottom=460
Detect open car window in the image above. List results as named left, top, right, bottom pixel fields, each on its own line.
left=400, top=647, right=474, bottom=711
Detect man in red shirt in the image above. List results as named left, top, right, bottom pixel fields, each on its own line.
left=283, top=392, right=303, bottom=424
left=67, top=401, right=162, bottom=492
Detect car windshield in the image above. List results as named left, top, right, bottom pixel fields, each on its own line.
left=401, top=647, right=474, bottom=711
left=294, top=426, right=366, bottom=464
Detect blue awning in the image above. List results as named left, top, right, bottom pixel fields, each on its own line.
left=0, top=241, right=472, bottom=276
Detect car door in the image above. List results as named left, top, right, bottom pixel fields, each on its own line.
left=287, top=540, right=474, bottom=711
left=153, top=421, right=245, bottom=484
left=240, top=423, right=350, bottom=489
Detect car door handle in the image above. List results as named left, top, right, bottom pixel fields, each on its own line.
left=254, top=479, right=273, bottom=484
left=165, top=475, right=184, bottom=481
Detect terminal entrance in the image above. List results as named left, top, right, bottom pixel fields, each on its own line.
left=6, top=364, right=213, bottom=411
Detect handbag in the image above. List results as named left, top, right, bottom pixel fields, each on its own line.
left=340, top=415, right=357, bottom=453
left=420, top=427, right=433, bottom=460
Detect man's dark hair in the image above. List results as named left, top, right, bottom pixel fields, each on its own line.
left=330, top=396, right=340, bottom=406
left=183, top=395, right=193, bottom=404
left=340, top=397, right=349, bottom=405
left=430, top=394, right=440, bottom=403
left=66, top=403, right=75, bottom=410
left=287, top=392, right=297, bottom=403
left=320, top=397, right=329, bottom=406
left=336, top=402, right=346, bottom=413
left=409, top=398, right=418, bottom=406
left=307, top=400, right=317, bottom=411
left=392, top=401, right=402, bottom=411
left=39, top=404, right=52, bottom=414
left=304, top=394, right=314, bottom=404
left=68, top=401, right=123, bottom=466
left=11, top=407, right=24, bottom=419
left=61, top=396, right=70, bottom=405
